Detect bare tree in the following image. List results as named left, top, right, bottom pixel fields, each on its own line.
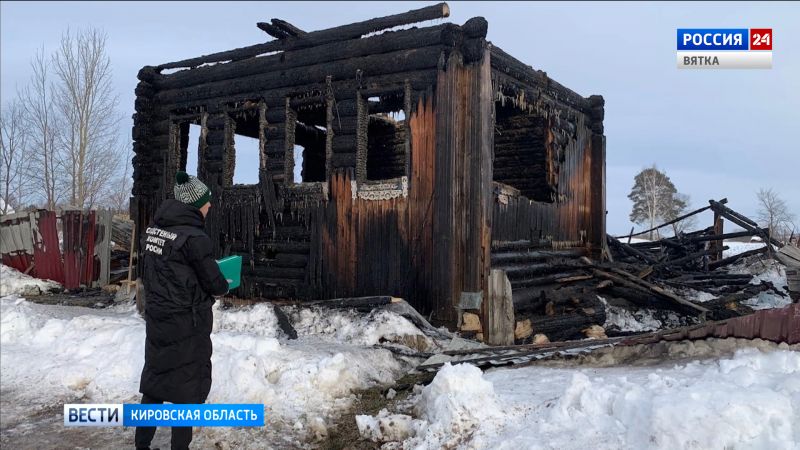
left=667, top=193, right=698, bottom=236
left=106, top=142, right=133, bottom=213
left=52, top=27, right=122, bottom=209
left=21, top=46, right=65, bottom=210
left=756, top=188, right=795, bottom=243
left=0, top=100, right=33, bottom=214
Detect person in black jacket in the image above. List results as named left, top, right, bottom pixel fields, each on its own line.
left=135, top=172, right=229, bottom=450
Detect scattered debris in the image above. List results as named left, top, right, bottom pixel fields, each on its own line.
left=489, top=198, right=795, bottom=344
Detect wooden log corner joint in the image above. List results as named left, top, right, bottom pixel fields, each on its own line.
left=131, top=3, right=608, bottom=335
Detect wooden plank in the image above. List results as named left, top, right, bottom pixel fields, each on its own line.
left=485, top=269, right=515, bottom=345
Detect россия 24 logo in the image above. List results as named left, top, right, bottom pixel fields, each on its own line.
left=676, top=28, right=772, bottom=69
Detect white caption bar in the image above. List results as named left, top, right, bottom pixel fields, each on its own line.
left=677, top=51, right=772, bottom=69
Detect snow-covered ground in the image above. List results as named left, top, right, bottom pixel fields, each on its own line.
left=0, top=296, right=432, bottom=448
left=0, top=264, right=61, bottom=297
left=359, top=346, right=800, bottom=449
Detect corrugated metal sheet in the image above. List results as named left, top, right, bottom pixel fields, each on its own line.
left=624, top=303, right=800, bottom=345
left=31, top=210, right=64, bottom=283
left=1, top=209, right=106, bottom=290
left=0, top=212, right=35, bottom=274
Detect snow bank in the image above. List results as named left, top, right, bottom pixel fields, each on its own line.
left=370, top=348, right=800, bottom=449
left=0, top=297, right=420, bottom=446
left=0, top=264, right=61, bottom=296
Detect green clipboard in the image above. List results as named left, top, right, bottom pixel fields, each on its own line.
left=216, top=255, right=242, bottom=290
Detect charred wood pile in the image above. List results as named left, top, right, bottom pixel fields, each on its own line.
left=490, top=198, right=792, bottom=344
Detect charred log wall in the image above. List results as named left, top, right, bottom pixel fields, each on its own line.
left=131, top=13, right=494, bottom=323
left=489, top=46, right=605, bottom=254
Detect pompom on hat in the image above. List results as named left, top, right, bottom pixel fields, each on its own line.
left=174, top=171, right=211, bottom=208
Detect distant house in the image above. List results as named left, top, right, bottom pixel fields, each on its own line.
left=130, top=3, right=606, bottom=327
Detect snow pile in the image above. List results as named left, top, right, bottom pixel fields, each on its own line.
left=357, top=363, right=508, bottom=447
left=723, top=240, right=766, bottom=258
left=414, top=363, right=504, bottom=431
left=212, top=302, right=281, bottom=338
left=726, top=259, right=792, bottom=310
left=290, top=306, right=434, bottom=349
left=0, top=264, right=61, bottom=296
left=744, top=264, right=792, bottom=310
left=0, top=296, right=419, bottom=446
left=373, top=348, right=800, bottom=449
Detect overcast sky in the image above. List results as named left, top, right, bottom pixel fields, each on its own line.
left=2, top=1, right=798, bottom=234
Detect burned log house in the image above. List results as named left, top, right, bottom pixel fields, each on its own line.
left=131, top=3, right=606, bottom=340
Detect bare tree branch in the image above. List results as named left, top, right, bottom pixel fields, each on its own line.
left=0, top=100, right=33, bottom=214
left=52, top=27, right=122, bottom=209
left=21, top=45, right=66, bottom=210
left=756, top=187, right=795, bottom=243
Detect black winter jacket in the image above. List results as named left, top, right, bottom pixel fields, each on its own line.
left=138, top=199, right=228, bottom=404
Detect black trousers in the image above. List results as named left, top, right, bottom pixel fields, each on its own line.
left=134, top=393, right=193, bottom=450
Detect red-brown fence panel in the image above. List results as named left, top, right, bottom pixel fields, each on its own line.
left=31, top=210, right=65, bottom=283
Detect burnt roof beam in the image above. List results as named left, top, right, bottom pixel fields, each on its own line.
left=159, top=2, right=450, bottom=70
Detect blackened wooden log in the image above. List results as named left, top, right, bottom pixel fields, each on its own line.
left=303, top=295, right=395, bottom=309
left=257, top=22, right=291, bottom=40
left=599, top=286, right=675, bottom=309
left=490, top=45, right=589, bottom=113
left=689, top=273, right=753, bottom=281
left=525, top=309, right=607, bottom=342
left=618, top=241, right=659, bottom=265
left=676, top=279, right=752, bottom=288
left=271, top=19, right=306, bottom=37
left=158, top=3, right=451, bottom=70
left=491, top=249, right=586, bottom=265
left=709, top=199, right=757, bottom=227
left=689, top=229, right=765, bottom=242
left=331, top=153, right=356, bottom=168
left=245, top=265, right=306, bottom=280
left=262, top=240, right=311, bottom=254
left=593, top=268, right=709, bottom=315
left=501, top=260, right=590, bottom=280
left=157, top=46, right=443, bottom=104
left=699, top=285, right=767, bottom=319
left=614, top=204, right=716, bottom=239
left=509, top=271, right=587, bottom=290
left=491, top=240, right=554, bottom=252
left=658, top=246, right=728, bottom=269
left=707, top=245, right=769, bottom=270
left=159, top=69, right=438, bottom=112
left=708, top=200, right=782, bottom=247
